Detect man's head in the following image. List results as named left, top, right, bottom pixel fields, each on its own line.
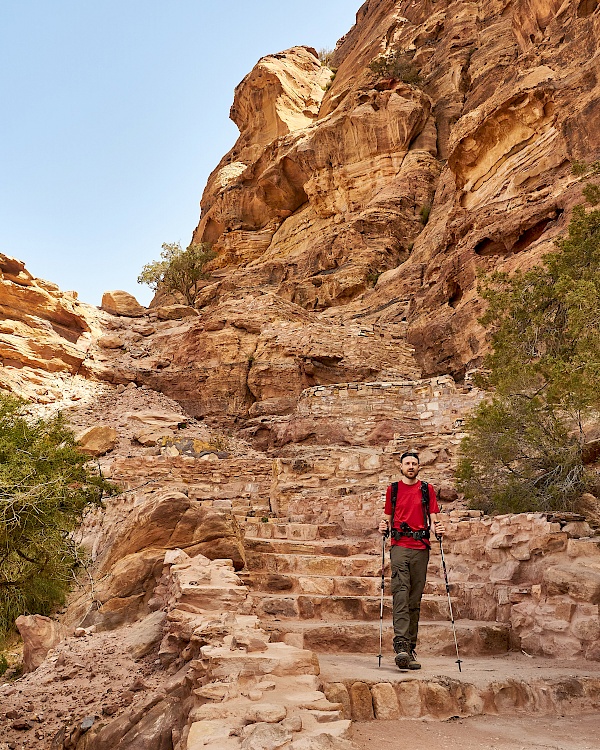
left=400, top=451, right=420, bottom=480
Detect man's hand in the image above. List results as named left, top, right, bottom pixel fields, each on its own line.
left=434, top=519, right=446, bottom=538
left=378, top=519, right=389, bottom=536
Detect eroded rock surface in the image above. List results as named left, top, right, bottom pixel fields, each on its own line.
left=188, top=0, right=600, bottom=382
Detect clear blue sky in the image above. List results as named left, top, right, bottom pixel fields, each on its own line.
left=0, top=1, right=358, bottom=305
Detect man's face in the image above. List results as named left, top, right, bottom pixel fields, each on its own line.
left=400, top=456, right=420, bottom=478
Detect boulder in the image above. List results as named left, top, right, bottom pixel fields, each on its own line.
left=240, top=722, right=291, bottom=750
left=157, top=436, right=218, bottom=457
left=123, top=611, right=167, bottom=659
left=154, top=304, right=199, bottom=320
left=132, top=428, right=171, bottom=447
left=15, top=614, right=67, bottom=672
left=348, top=681, right=373, bottom=721
left=371, top=682, right=400, bottom=719
left=323, top=683, right=351, bottom=720
left=101, top=290, right=146, bottom=318
left=100, top=490, right=246, bottom=572
left=97, top=334, right=124, bottom=349
left=78, top=695, right=185, bottom=750
left=76, top=425, right=118, bottom=456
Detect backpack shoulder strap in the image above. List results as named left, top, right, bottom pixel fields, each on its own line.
left=390, top=481, right=399, bottom=530
left=420, top=481, right=431, bottom=530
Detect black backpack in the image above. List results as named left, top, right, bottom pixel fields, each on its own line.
left=389, top=480, right=431, bottom=542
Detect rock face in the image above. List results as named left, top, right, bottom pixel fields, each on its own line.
left=189, top=0, right=600, bottom=381
left=0, top=254, right=100, bottom=402
left=136, top=293, right=420, bottom=418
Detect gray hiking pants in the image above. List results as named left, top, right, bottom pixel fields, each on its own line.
left=390, top=545, right=430, bottom=647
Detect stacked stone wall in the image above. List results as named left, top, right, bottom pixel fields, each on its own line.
left=297, top=375, right=482, bottom=434
left=442, top=513, right=600, bottom=661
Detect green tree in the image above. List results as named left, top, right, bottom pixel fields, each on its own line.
left=457, top=202, right=600, bottom=513
left=137, top=241, right=216, bottom=306
left=0, top=395, right=112, bottom=638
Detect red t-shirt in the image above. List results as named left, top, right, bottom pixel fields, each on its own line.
left=384, top=481, right=439, bottom=549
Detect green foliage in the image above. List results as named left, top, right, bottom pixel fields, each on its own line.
left=0, top=394, right=112, bottom=639
left=138, top=241, right=216, bottom=306
left=571, top=160, right=600, bottom=177
left=583, top=183, right=600, bottom=206
left=419, top=204, right=431, bottom=225
left=369, top=51, right=421, bottom=85
left=458, top=203, right=600, bottom=513
left=323, top=71, right=336, bottom=93
left=456, top=395, right=590, bottom=514
left=366, top=269, right=382, bottom=287
left=572, top=160, right=600, bottom=207
left=0, top=653, right=8, bottom=676
left=477, top=205, right=600, bottom=412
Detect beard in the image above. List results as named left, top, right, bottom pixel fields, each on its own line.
left=401, top=466, right=419, bottom=478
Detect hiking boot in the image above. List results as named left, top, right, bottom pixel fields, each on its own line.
left=408, top=648, right=421, bottom=670
left=393, top=638, right=410, bottom=670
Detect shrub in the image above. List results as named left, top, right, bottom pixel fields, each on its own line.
left=457, top=200, right=600, bottom=513
left=456, top=395, right=591, bottom=514
left=0, top=395, right=113, bottom=639
left=318, top=48, right=334, bottom=66
left=369, top=51, right=421, bottom=85
left=420, top=204, right=431, bottom=225
left=366, top=269, right=382, bottom=287
left=138, top=241, right=215, bottom=307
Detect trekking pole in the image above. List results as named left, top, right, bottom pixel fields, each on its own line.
left=378, top=530, right=388, bottom=668
left=437, top=535, right=463, bottom=672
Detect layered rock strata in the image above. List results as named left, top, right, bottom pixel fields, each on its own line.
left=189, top=0, right=600, bottom=381
left=0, top=254, right=102, bottom=403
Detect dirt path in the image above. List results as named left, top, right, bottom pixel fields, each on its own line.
left=350, top=715, right=600, bottom=750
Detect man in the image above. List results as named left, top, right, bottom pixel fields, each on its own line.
left=378, top=451, right=445, bottom=670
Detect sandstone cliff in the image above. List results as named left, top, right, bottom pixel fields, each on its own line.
left=190, top=0, right=600, bottom=381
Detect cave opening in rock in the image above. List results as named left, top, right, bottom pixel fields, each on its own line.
left=448, top=280, right=463, bottom=308
left=512, top=218, right=552, bottom=253
left=474, top=237, right=506, bottom=256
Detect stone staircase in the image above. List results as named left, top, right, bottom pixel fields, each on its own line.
left=240, top=519, right=511, bottom=657
left=237, top=515, right=600, bottom=721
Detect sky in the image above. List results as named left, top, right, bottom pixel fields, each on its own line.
left=0, top=1, right=359, bottom=306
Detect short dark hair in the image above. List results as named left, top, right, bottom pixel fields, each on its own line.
left=400, top=451, right=419, bottom=463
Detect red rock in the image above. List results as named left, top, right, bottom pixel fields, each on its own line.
left=15, top=615, right=67, bottom=673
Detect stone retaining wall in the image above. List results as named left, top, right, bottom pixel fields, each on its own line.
left=297, top=376, right=483, bottom=433
left=442, top=513, right=600, bottom=660
left=323, top=674, right=600, bottom=721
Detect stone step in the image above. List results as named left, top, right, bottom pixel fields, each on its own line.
left=240, top=571, right=387, bottom=597
left=245, top=551, right=386, bottom=577
left=241, top=569, right=467, bottom=598
left=248, top=592, right=452, bottom=622
left=245, top=549, right=448, bottom=579
left=318, top=653, right=600, bottom=720
left=243, top=537, right=378, bottom=557
left=241, top=521, right=342, bottom=541
left=265, top=620, right=512, bottom=657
